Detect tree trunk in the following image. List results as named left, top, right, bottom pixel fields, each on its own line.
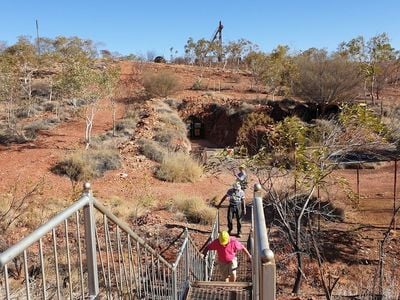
left=85, top=106, right=95, bottom=150
left=371, top=75, right=375, bottom=105
left=292, top=250, right=303, bottom=294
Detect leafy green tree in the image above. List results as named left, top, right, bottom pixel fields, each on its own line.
left=224, top=39, right=257, bottom=69
left=184, top=37, right=213, bottom=65
left=263, top=45, right=297, bottom=99
left=0, top=53, right=19, bottom=129
left=55, top=56, right=105, bottom=149
left=243, top=51, right=269, bottom=90
left=366, top=33, right=397, bottom=102
left=339, top=33, right=398, bottom=103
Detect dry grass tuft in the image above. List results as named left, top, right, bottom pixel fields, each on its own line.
left=155, top=152, right=203, bottom=182
left=168, top=195, right=216, bottom=225
left=143, top=71, right=180, bottom=98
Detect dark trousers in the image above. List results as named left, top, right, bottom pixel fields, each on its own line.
left=227, top=204, right=242, bottom=234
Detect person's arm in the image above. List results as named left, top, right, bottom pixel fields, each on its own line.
left=217, top=194, right=228, bottom=208
left=242, top=246, right=252, bottom=261
left=242, top=195, right=246, bottom=215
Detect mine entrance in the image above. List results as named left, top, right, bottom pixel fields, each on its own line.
left=186, top=116, right=205, bottom=139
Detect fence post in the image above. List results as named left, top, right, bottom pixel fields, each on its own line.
left=83, top=182, right=99, bottom=299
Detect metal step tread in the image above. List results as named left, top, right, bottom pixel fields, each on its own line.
left=186, top=281, right=252, bottom=300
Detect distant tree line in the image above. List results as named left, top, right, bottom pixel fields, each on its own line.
left=182, top=33, right=400, bottom=105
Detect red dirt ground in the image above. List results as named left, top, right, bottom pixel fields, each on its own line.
left=1, top=61, right=399, bottom=298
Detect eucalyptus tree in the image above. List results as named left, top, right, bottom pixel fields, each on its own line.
left=339, top=33, right=398, bottom=103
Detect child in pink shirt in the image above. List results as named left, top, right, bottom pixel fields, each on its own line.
left=203, top=231, right=252, bottom=282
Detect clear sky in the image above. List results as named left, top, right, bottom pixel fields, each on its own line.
left=1, top=0, right=400, bottom=57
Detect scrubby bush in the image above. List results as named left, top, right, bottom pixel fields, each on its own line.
left=89, top=149, right=121, bottom=175
left=115, top=118, right=137, bottom=135
left=164, top=98, right=183, bottom=110
left=24, top=120, right=51, bottom=139
left=155, top=152, right=203, bottom=182
left=340, top=104, right=387, bottom=136
left=138, top=138, right=167, bottom=163
left=275, top=116, right=308, bottom=149
left=237, top=112, right=275, bottom=154
left=168, top=195, right=216, bottom=224
left=51, top=149, right=120, bottom=185
left=143, top=71, right=180, bottom=98
left=153, top=129, right=188, bottom=152
left=51, top=152, right=95, bottom=183
left=42, top=101, right=59, bottom=112
left=0, top=128, right=27, bottom=144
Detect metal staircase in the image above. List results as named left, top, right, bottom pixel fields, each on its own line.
left=0, top=183, right=275, bottom=300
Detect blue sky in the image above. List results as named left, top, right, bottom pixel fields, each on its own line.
left=1, top=1, right=399, bottom=57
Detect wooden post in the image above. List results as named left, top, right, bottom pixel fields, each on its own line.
left=394, top=160, right=398, bottom=232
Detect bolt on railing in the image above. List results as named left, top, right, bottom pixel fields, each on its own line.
left=251, top=183, right=276, bottom=300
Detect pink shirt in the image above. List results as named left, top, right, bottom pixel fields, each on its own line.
left=206, top=237, right=244, bottom=263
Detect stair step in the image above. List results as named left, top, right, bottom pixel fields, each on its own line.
left=193, top=281, right=252, bottom=288
left=186, top=281, right=252, bottom=300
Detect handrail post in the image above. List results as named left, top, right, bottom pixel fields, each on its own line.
left=172, top=264, right=178, bottom=300
left=253, top=184, right=260, bottom=300
left=261, top=250, right=276, bottom=300
left=204, top=255, right=209, bottom=281
left=217, top=209, right=220, bottom=233
left=253, top=183, right=276, bottom=300
left=185, top=228, right=190, bottom=284
left=83, top=183, right=99, bottom=299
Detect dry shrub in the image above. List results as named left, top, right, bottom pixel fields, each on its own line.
left=157, top=113, right=187, bottom=132
left=169, top=195, right=216, bottom=225
left=51, top=152, right=95, bottom=182
left=138, top=138, right=167, bottom=163
left=51, top=149, right=120, bottom=183
left=103, top=194, right=157, bottom=223
left=143, top=71, right=180, bottom=98
left=24, top=120, right=51, bottom=139
left=155, top=152, right=203, bottom=182
left=153, top=129, right=189, bottom=152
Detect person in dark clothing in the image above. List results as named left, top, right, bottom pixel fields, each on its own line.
left=218, top=182, right=246, bottom=237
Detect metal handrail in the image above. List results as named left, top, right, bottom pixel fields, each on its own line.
left=252, top=183, right=276, bottom=300
left=93, top=198, right=172, bottom=268
left=0, top=182, right=276, bottom=300
left=0, top=183, right=210, bottom=300
left=0, top=194, right=91, bottom=268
